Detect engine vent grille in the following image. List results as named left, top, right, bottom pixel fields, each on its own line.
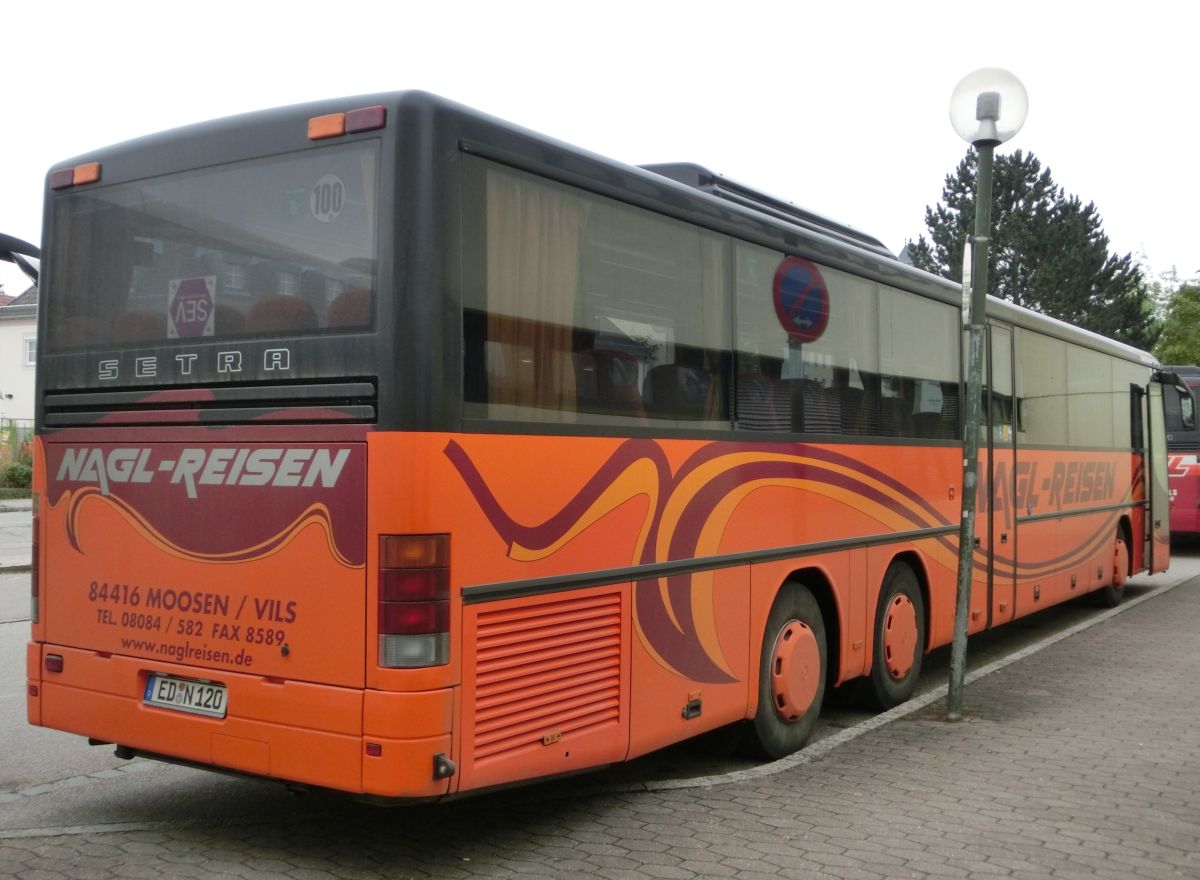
left=473, top=592, right=622, bottom=762
left=42, top=380, right=376, bottom=427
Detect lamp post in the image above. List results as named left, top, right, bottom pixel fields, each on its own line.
left=946, top=68, right=1027, bottom=721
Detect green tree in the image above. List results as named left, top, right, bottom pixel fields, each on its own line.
left=906, top=150, right=1158, bottom=350
left=1154, top=284, right=1200, bottom=366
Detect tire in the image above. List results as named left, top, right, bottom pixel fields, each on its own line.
left=746, top=583, right=827, bottom=759
left=1093, top=530, right=1129, bottom=608
left=864, top=562, right=926, bottom=710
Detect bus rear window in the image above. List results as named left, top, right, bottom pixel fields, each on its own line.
left=46, top=142, right=379, bottom=353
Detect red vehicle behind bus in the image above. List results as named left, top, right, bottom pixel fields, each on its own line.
left=25, top=93, right=1174, bottom=801
left=1164, top=365, right=1200, bottom=536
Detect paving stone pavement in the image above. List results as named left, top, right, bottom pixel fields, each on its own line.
left=3, top=578, right=1199, bottom=879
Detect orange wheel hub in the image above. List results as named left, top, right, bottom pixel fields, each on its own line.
left=883, top=594, right=918, bottom=680
left=770, top=620, right=819, bottom=721
left=1113, top=539, right=1128, bottom=588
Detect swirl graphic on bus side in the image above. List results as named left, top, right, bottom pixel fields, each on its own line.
left=447, top=440, right=964, bottom=683
left=62, top=486, right=358, bottom=567
left=449, top=440, right=1142, bottom=683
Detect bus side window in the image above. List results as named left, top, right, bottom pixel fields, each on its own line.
left=1162, top=381, right=1195, bottom=433
left=1180, top=387, right=1195, bottom=431
left=1129, top=384, right=1145, bottom=450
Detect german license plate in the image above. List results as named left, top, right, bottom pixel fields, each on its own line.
left=144, top=674, right=228, bottom=718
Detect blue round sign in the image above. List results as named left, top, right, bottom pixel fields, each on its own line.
left=772, top=257, right=829, bottom=343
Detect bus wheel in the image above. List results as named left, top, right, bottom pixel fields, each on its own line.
left=865, top=562, right=925, bottom=710
left=747, top=584, right=826, bottom=759
left=1094, top=532, right=1129, bottom=607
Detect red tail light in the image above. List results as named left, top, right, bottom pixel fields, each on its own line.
left=380, top=568, right=448, bottom=601
left=378, top=535, right=449, bottom=668
left=380, top=600, right=449, bottom=634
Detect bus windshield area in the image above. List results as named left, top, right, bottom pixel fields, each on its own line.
left=45, top=142, right=379, bottom=354
left=1165, top=373, right=1200, bottom=446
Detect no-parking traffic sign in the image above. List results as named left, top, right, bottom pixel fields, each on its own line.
left=772, top=257, right=829, bottom=343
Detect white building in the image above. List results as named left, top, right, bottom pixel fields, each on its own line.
left=0, top=286, right=37, bottom=422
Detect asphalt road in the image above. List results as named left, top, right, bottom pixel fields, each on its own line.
left=0, top=508, right=31, bottom=573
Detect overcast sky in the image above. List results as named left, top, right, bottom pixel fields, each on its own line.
left=2, top=1, right=1195, bottom=299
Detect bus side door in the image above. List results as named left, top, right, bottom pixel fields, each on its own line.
left=1147, top=380, right=1170, bottom=572
left=987, top=324, right=1017, bottom=626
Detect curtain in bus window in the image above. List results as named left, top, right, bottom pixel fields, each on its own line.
left=577, top=197, right=730, bottom=427
left=878, top=286, right=958, bottom=439
left=1067, top=345, right=1114, bottom=448
left=988, top=325, right=1014, bottom=443
left=1111, top=360, right=1144, bottom=448
left=484, top=169, right=587, bottom=415
left=695, top=234, right=729, bottom=422
left=639, top=231, right=728, bottom=424
left=733, top=243, right=881, bottom=436
left=1015, top=329, right=1068, bottom=446
left=50, top=199, right=135, bottom=348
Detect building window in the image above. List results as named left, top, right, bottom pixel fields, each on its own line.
left=224, top=262, right=246, bottom=290
left=23, top=335, right=36, bottom=367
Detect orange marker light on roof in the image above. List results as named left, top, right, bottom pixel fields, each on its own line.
left=308, top=113, right=346, bottom=140
left=73, top=163, right=101, bottom=185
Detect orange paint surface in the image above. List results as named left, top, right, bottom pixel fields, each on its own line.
left=31, top=430, right=1154, bottom=799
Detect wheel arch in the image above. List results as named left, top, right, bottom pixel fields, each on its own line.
left=1117, top=515, right=1134, bottom=576
left=777, top=565, right=842, bottom=688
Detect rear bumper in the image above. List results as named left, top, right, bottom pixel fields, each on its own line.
left=27, top=642, right=454, bottom=799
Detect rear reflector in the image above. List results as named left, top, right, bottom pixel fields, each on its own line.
left=45, top=655, right=63, bottom=674
left=346, top=105, right=386, bottom=133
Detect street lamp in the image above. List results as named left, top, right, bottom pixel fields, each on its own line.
left=946, top=67, right=1027, bottom=721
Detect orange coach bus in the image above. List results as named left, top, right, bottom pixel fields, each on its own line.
left=25, top=92, right=1175, bottom=801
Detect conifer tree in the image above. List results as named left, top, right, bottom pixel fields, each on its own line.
left=906, top=150, right=1158, bottom=350
left=1155, top=284, right=1200, bottom=366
